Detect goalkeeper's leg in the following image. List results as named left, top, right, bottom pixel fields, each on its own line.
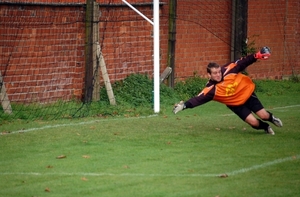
left=246, top=116, right=275, bottom=135
left=227, top=105, right=275, bottom=135
left=247, top=93, right=283, bottom=127
left=255, top=109, right=283, bottom=127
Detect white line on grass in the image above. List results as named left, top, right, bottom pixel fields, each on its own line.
left=220, top=104, right=300, bottom=116
left=0, top=154, right=298, bottom=178
left=1, top=114, right=158, bottom=135
left=2, top=104, right=300, bottom=136
left=226, top=154, right=299, bottom=176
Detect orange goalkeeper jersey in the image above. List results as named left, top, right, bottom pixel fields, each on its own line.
left=185, top=54, right=257, bottom=108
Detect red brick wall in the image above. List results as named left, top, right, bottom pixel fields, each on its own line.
left=0, top=0, right=299, bottom=103
left=174, top=0, right=232, bottom=80
left=0, top=4, right=85, bottom=102
left=102, top=0, right=156, bottom=3
left=2, top=0, right=157, bottom=3
left=248, top=0, right=300, bottom=79
left=99, top=1, right=169, bottom=82
left=2, top=0, right=85, bottom=3
left=99, top=5, right=155, bottom=82
left=174, top=0, right=299, bottom=80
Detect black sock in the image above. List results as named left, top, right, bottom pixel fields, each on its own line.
left=267, top=111, right=273, bottom=122
left=251, top=119, right=269, bottom=130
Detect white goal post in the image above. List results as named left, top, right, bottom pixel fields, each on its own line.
left=122, top=0, right=160, bottom=113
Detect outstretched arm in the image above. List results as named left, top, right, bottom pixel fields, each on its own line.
left=173, top=85, right=215, bottom=114
left=232, top=46, right=271, bottom=72
left=233, top=54, right=257, bottom=72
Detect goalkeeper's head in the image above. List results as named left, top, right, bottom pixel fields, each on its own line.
left=207, top=62, right=222, bottom=82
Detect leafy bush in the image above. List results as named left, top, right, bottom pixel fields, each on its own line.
left=254, top=79, right=300, bottom=96
left=174, top=76, right=207, bottom=100
left=100, top=73, right=178, bottom=107
left=101, top=74, right=209, bottom=107
left=2, top=73, right=300, bottom=122
left=289, top=73, right=300, bottom=83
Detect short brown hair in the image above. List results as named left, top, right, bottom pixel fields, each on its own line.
left=207, top=62, right=220, bottom=74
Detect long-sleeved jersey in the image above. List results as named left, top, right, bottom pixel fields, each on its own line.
left=185, top=54, right=257, bottom=108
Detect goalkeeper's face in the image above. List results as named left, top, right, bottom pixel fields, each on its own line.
left=208, top=67, right=222, bottom=82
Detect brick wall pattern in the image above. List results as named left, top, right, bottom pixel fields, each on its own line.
left=0, top=0, right=299, bottom=104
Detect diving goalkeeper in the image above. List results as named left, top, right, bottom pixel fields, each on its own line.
left=173, top=47, right=282, bottom=135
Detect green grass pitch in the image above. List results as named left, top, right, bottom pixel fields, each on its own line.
left=0, top=94, right=300, bottom=197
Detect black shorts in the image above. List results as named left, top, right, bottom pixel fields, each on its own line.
left=227, top=93, right=264, bottom=121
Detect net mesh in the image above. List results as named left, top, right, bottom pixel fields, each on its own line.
left=0, top=0, right=299, bottom=121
